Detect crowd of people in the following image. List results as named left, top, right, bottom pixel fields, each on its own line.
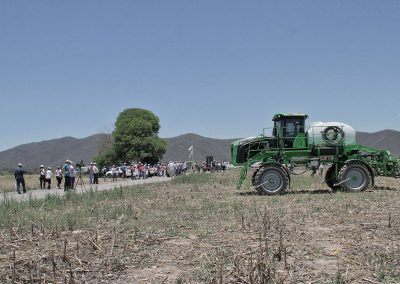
left=60, top=160, right=101, bottom=191
left=100, top=161, right=183, bottom=181
left=13, top=159, right=232, bottom=194
left=13, top=160, right=100, bottom=194
left=100, top=160, right=230, bottom=181
left=191, top=160, right=230, bottom=173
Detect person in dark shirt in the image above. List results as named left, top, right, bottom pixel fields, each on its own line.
left=63, top=160, right=71, bottom=191
left=14, top=163, right=27, bottom=194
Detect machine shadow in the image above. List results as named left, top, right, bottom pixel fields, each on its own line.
left=238, top=186, right=398, bottom=196
left=238, top=189, right=333, bottom=196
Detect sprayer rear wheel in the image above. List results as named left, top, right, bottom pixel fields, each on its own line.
left=337, top=161, right=371, bottom=192
left=253, top=165, right=288, bottom=195
left=325, top=164, right=340, bottom=192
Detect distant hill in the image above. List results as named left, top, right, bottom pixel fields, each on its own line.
left=0, top=133, right=235, bottom=171
left=0, top=134, right=112, bottom=172
left=356, top=130, right=400, bottom=155
left=0, top=130, right=399, bottom=171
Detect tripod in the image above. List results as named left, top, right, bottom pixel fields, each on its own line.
left=75, top=171, right=87, bottom=191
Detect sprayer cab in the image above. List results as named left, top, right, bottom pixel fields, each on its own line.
left=231, top=113, right=309, bottom=165
left=272, top=113, right=309, bottom=148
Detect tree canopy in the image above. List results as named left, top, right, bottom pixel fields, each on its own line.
left=94, top=108, right=167, bottom=166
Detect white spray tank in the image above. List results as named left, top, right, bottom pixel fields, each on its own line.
left=307, top=121, right=356, bottom=146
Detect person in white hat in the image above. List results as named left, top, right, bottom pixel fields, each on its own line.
left=93, top=162, right=99, bottom=184
left=39, top=165, right=46, bottom=189
left=14, top=163, right=27, bottom=194
left=45, top=167, right=52, bottom=189
left=167, top=161, right=175, bottom=177
left=69, top=162, right=76, bottom=189
left=111, top=165, right=117, bottom=182
left=55, top=166, right=63, bottom=189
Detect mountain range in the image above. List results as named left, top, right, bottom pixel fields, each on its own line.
left=0, top=130, right=399, bottom=171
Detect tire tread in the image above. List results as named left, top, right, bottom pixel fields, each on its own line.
left=337, top=161, right=371, bottom=192
left=253, top=165, right=288, bottom=195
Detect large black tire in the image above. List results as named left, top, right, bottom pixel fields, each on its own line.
left=253, top=165, right=288, bottom=195
left=251, top=169, right=261, bottom=193
left=337, top=161, right=371, bottom=192
left=325, top=164, right=340, bottom=192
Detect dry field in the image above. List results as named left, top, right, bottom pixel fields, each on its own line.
left=0, top=174, right=132, bottom=194
left=0, top=174, right=40, bottom=193
left=0, top=169, right=399, bottom=283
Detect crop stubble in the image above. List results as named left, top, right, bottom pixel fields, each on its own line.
left=0, top=170, right=399, bottom=283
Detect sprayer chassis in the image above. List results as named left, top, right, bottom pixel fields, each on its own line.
left=231, top=113, right=400, bottom=195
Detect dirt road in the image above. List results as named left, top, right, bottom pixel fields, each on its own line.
left=0, top=176, right=171, bottom=203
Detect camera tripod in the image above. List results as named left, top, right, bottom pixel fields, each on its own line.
left=75, top=171, right=87, bottom=191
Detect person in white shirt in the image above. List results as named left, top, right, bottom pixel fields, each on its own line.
left=39, top=165, right=46, bottom=189
left=182, top=162, right=187, bottom=174
left=69, top=163, right=76, bottom=189
left=45, top=167, right=52, bottom=189
left=111, top=165, right=117, bottom=182
left=167, top=161, right=175, bottom=177
left=55, top=166, right=63, bottom=189
left=319, top=164, right=324, bottom=176
left=93, top=163, right=99, bottom=184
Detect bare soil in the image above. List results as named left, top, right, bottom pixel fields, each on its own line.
left=0, top=170, right=399, bottom=283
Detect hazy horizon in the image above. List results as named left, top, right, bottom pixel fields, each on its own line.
left=2, top=127, right=400, bottom=153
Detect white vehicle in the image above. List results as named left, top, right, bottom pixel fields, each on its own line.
left=223, top=162, right=234, bottom=169
left=105, top=167, right=124, bottom=178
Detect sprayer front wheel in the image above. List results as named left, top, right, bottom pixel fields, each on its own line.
left=251, top=169, right=261, bottom=193
left=337, top=162, right=371, bottom=192
left=253, top=165, right=288, bottom=195
left=325, top=164, right=340, bottom=192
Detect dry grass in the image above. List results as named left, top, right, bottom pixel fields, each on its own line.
left=0, top=169, right=399, bottom=283
left=0, top=174, right=41, bottom=193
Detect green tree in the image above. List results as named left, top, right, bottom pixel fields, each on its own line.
left=93, top=148, right=118, bottom=168
left=112, top=108, right=167, bottom=164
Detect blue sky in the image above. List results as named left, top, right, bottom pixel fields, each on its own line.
left=1, top=0, right=399, bottom=151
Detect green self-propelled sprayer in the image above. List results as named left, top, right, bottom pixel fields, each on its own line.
left=231, top=113, right=400, bottom=194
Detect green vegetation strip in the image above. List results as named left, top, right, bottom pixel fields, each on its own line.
left=0, top=185, right=150, bottom=231
left=0, top=173, right=222, bottom=234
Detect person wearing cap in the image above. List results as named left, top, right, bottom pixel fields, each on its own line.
left=167, top=161, right=175, bottom=177
left=14, top=163, right=27, bottom=194
left=160, top=163, right=166, bottom=177
left=55, top=166, right=63, bottom=189
left=45, top=167, right=52, bottom=189
left=130, top=163, right=137, bottom=180
left=63, top=160, right=71, bottom=191
left=139, top=163, right=146, bottom=179
left=111, top=165, right=117, bottom=182
left=69, top=162, right=76, bottom=189
left=39, top=165, right=46, bottom=189
left=93, top=162, right=99, bottom=184
left=120, top=163, right=126, bottom=179
left=88, top=162, right=94, bottom=184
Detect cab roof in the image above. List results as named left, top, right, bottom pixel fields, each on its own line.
left=272, top=113, right=309, bottom=121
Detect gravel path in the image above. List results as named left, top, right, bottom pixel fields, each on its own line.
left=1, top=176, right=171, bottom=203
